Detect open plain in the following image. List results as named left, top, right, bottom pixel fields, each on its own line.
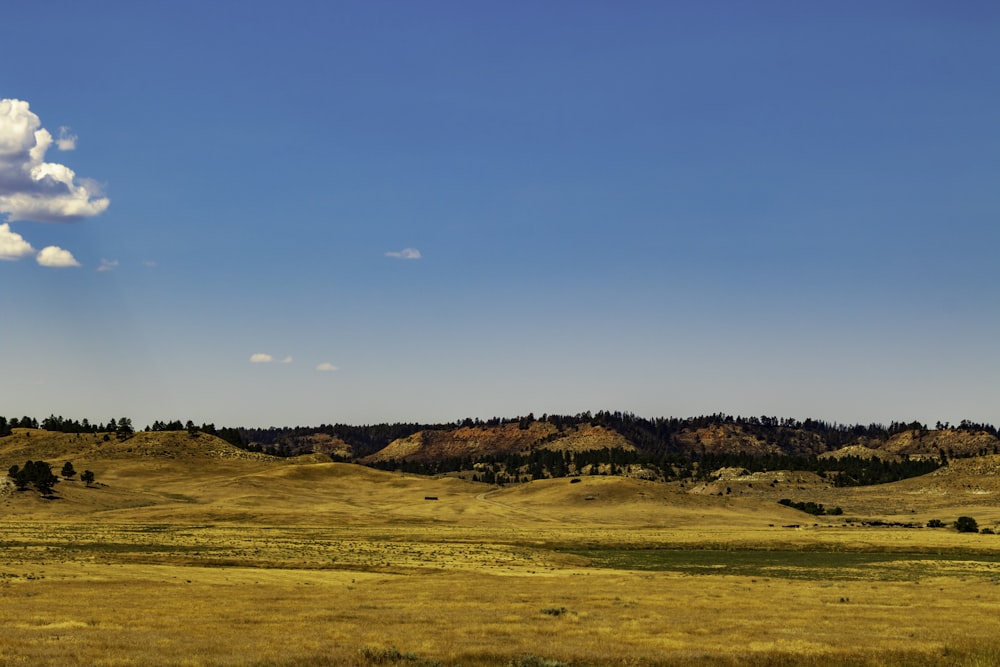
left=4, top=430, right=1000, bottom=666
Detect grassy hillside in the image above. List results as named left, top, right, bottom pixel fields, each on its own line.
left=5, top=429, right=1000, bottom=532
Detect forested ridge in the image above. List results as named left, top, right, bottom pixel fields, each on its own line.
left=3, top=411, right=998, bottom=489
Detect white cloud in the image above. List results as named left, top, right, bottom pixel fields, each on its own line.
left=316, top=362, right=338, bottom=372
left=141, top=259, right=157, bottom=268
left=385, top=247, right=421, bottom=260
left=250, top=353, right=294, bottom=364
left=0, top=98, right=109, bottom=222
left=0, top=222, right=35, bottom=260
left=36, top=245, right=80, bottom=268
left=97, top=258, right=119, bottom=272
left=56, top=127, right=77, bottom=151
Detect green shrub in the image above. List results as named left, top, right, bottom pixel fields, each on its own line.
left=540, top=607, right=568, bottom=616
left=955, top=516, right=979, bottom=533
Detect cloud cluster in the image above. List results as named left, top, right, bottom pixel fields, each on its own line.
left=0, top=99, right=108, bottom=269
left=385, top=247, right=421, bottom=260
left=0, top=222, right=80, bottom=267
left=249, top=353, right=338, bottom=372
left=0, top=99, right=109, bottom=223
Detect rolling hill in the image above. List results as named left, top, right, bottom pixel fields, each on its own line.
left=4, top=427, right=1000, bottom=533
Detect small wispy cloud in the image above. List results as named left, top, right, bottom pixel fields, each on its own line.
left=141, top=259, right=157, bottom=268
left=56, top=126, right=77, bottom=151
left=385, top=247, right=421, bottom=260
left=250, top=353, right=293, bottom=364
left=316, top=362, right=338, bottom=372
left=97, top=258, right=119, bottom=272
left=0, top=223, right=35, bottom=261
left=36, top=245, right=80, bottom=268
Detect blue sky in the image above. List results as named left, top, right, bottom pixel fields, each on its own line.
left=1, top=1, right=998, bottom=428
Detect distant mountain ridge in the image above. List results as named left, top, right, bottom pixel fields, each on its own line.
left=235, top=413, right=1000, bottom=465
left=5, top=412, right=998, bottom=468
left=3, top=415, right=997, bottom=494
left=363, top=424, right=999, bottom=465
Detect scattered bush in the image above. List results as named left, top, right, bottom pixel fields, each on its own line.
left=955, top=516, right=980, bottom=533
left=778, top=499, right=842, bottom=516
left=927, top=519, right=946, bottom=528
left=358, top=646, right=440, bottom=666
left=509, top=657, right=568, bottom=667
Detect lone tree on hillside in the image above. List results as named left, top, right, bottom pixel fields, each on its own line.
left=80, top=470, right=95, bottom=487
left=116, top=417, right=134, bottom=440
left=61, top=461, right=76, bottom=479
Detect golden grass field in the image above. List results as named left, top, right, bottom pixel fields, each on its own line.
left=4, top=430, right=1000, bottom=666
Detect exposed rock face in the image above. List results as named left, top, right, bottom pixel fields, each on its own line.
left=297, top=433, right=353, bottom=459
left=364, top=423, right=632, bottom=464
left=819, top=445, right=902, bottom=462
left=539, top=425, right=634, bottom=454
left=675, top=424, right=829, bottom=456
left=884, top=429, right=1000, bottom=458
left=364, top=422, right=555, bottom=463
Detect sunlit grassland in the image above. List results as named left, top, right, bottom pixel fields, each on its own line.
left=4, top=455, right=1000, bottom=665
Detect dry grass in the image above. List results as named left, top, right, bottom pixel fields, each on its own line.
left=4, top=432, right=1000, bottom=665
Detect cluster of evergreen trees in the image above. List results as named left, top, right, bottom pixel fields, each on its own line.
left=778, top=498, right=843, bottom=516
left=0, top=415, right=250, bottom=450
left=367, top=446, right=942, bottom=488
left=8, top=460, right=59, bottom=495
left=0, top=415, right=35, bottom=435
left=7, top=460, right=94, bottom=495
left=0, top=415, right=135, bottom=439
